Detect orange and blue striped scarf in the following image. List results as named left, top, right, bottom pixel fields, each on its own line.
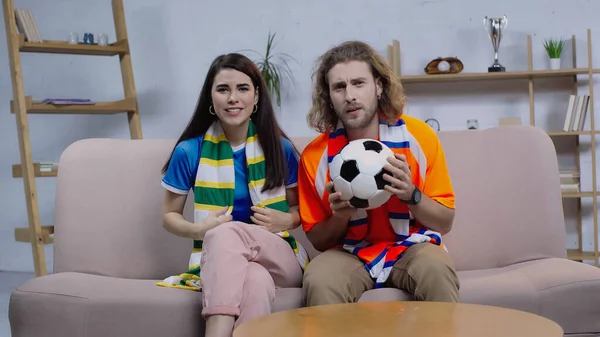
left=327, top=117, right=446, bottom=288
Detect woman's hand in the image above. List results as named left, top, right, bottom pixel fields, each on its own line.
left=191, top=206, right=232, bottom=240
left=250, top=206, right=295, bottom=233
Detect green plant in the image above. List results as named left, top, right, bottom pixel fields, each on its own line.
left=543, top=38, right=565, bottom=58
left=248, top=32, right=296, bottom=107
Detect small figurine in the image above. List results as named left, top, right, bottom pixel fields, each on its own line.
left=83, top=33, right=94, bottom=45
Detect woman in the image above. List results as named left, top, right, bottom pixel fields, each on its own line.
left=160, top=53, right=308, bottom=337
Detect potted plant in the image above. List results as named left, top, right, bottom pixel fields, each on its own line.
left=543, top=38, right=565, bottom=70
left=247, top=32, right=296, bottom=108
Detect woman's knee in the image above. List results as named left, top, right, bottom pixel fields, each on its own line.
left=244, top=263, right=275, bottom=298
left=203, top=221, right=246, bottom=243
left=236, top=263, right=275, bottom=327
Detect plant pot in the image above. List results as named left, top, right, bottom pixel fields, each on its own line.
left=549, top=58, right=561, bottom=70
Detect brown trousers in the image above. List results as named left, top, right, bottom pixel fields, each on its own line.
left=302, top=243, right=460, bottom=306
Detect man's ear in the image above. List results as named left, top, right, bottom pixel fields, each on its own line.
left=376, top=78, right=383, bottom=96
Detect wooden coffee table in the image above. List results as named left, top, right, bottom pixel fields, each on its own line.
left=233, top=301, right=563, bottom=337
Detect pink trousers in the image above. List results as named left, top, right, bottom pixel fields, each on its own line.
left=200, top=222, right=303, bottom=327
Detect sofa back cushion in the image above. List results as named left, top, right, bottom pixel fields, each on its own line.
left=54, top=126, right=566, bottom=279
left=54, top=138, right=194, bottom=279
left=435, top=126, right=566, bottom=270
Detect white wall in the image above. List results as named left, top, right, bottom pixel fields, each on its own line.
left=1, top=0, right=599, bottom=272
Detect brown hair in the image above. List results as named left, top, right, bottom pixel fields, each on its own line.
left=162, top=53, right=296, bottom=192
left=307, top=41, right=407, bottom=133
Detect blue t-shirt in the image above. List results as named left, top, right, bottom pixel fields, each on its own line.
left=161, top=135, right=299, bottom=224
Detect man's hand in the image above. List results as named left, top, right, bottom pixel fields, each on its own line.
left=325, top=181, right=356, bottom=220
left=250, top=206, right=294, bottom=233
left=304, top=181, right=355, bottom=251
left=382, top=154, right=455, bottom=235
left=383, top=153, right=415, bottom=201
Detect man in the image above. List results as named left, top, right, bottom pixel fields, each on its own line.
left=298, top=40, right=460, bottom=305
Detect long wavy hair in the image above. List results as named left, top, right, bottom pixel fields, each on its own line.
left=162, top=53, right=294, bottom=192
left=307, top=41, right=407, bottom=133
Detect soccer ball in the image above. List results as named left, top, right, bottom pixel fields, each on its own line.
left=329, top=139, right=395, bottom=210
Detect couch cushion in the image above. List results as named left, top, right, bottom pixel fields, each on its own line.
left=358, top=288, right=414, bottom=302
left=9, top=272, right=204, bottom=337
left=9, top=272, right=304, bottom=337
left=54, top=139, right=197, bottom=279
left=272, top=288, right=303, bottom=312
left=459, top=258, right=600, bottom=335
left=349, top=258, right=600, bottom=335
left=437, top=127, right=567, bottom=271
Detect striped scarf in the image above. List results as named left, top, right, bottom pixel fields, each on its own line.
left=326, top=117, right=446, bottom=288
left=157, top=120, right=309, bottom=291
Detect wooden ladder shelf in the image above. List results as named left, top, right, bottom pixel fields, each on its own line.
left=388, top=30, right=599, bottom=266
left=2, top=0, right=143, bottom=276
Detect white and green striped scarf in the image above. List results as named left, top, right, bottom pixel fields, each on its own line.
left=157, top=120, right=309, bottom=291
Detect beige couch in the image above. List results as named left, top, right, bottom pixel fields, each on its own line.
left=9, top=125, right=600, bottom=337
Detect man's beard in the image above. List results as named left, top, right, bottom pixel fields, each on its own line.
left=336, top=101, right=378, bottom=129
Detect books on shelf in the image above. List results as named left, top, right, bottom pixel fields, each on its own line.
left=563, top=94, right=590, bottom=132
left=39, top=162, right=57, bottom=172
left=560, top=170, right=580, bottom=193
left=14, top=8, right=42, bottom=43
left=40, top=98, right=95, bottom=105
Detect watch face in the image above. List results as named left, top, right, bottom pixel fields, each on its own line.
left=414, top=189, right=422, bottom=203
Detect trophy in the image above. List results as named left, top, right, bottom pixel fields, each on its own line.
left=483, top=15, right=508, bottom=72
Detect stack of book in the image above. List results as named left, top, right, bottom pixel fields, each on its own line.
left=563, top=94, right=590, bottom=132
left=39, top=162, right=57, bottom=173
left=40, top=98, right=95, bottom=105
left=560, top=170, right=580, bottom=194
left=14, top=8, right=42, bottom=42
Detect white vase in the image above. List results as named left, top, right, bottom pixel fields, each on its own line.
left=549, top=58, right=561, bottom=70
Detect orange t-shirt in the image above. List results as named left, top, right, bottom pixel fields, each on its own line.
left=298, top=114, right=455, bottom=244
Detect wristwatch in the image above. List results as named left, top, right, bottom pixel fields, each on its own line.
left=403, top=187, right=422, bottom=205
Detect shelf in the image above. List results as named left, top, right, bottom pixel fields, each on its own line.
left=3, top=0, right=143, bottom=278
left=388, top=31, right=599, bottom=268
left=399, top=68, right=600, bottom=83
left=562, top=192, right=597, bottom=198
left=548, top=131, right=600, bottom=136
left=12, top=163, right=57, bottom=178
left=14, top=226, right=54, bottom=244
left=17, top=34, right=128, bottom=56
left=10, top=96, right=136, bottom=114
left=567, top=249, right=598, bottom=261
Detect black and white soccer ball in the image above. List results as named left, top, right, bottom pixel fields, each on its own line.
left=329, top=139, right=395, bottom=210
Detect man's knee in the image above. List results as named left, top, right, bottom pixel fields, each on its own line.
left=302, top=250, right=373, bottom=305
left=409, top=244, right=458, bottom=280
left=303, top=252, right=340, bottom=290
left=407, top=244, right=460, bottom=301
